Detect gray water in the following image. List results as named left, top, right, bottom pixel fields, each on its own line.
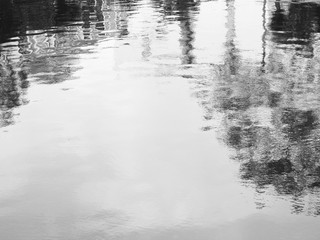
left=1, top=0, right=320, bottom=239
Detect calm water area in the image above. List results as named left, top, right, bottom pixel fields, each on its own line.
left=1, top=0, right=320, bottom=239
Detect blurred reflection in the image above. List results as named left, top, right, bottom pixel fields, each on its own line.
left=55, top=0, right=82, bottom=25
left=0, top=53, right=29, bottom=127
left=201, top=0, right=320, bottom=216
left=0, top=0, right=14, bottom=44
left=224, top=0, right=240, bottom=75
left=177, top=0, right=199, bottom=64
left=0, top=0, right=80, bottom=126
left=270, top=1, right=320, bottom=45
left=0, top=0, right=133, bottom=127
left=0, top=0, right=204, bottom=127
left=155, top=0, right=199, bottom=64
left=3, top=0, right=320, bottom=238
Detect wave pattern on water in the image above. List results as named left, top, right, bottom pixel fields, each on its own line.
left=1, top=0, right=320, bottom=239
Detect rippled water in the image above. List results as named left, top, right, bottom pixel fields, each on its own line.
left=1, top=0, right=320, bottom=239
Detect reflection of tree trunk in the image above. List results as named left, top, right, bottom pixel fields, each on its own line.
left=225, top=0, right=239, bottom=75
left=179, top=16, right=195, bottom=64
left=82, top=0, right=94, bottom=39
left=261, top=0, right=267, bottom=70
left=95, top=0, right=105, bottom=31
left=275, top=0, right=281, bottom=11
left=177, top=0, right=197, bottom=64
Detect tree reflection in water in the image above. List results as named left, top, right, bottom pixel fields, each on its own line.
left=2, top=0, right=320, bottom=217
left=176, top=0, right=199, bottom=64
left=152, top=0, right=199, bottom=64
left=0, top=0, right=133, bottom=127
left=0, top=0, right=200, bottom=127
left=0, top=54, right=29, bottom=127
left=207, top=0, right=320, bottom=216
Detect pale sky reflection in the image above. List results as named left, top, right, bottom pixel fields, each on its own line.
left=1, top=0, right=320, bottom=239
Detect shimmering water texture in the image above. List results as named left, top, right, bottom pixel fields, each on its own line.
left=1, top=0, right=320, bottom=239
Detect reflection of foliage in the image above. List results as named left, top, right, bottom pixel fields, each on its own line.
left=270, top=2, right=320, bottom=44
left=0, top=0, right=82, bottom=127
left=186, top=1, right=320, bottom=216
left=0, top=0, right=15, bottom=43
left=0, top=0, right=133, bottom=127
left=0, top=1, right=87, bottom=127
left=212, top=65, right=320, bottom=215
left=0, top=0, right=83, bottom=43
left=0, top=56, right=29, bottom=127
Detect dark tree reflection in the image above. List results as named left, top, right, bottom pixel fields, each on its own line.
left=153, top=0, right=199, bottom=64
left=270, top=1, right=320, bottom=45
left=0, top=0, right=81, bottom=126
left=0, top=0, right=133, bottom=127
left=176, top=0, right=199, bottom=64
left=0, top=55, right=29, bottom=127
left=0, top=0, right=15, bottom=44
left=187, top=0, right=320, bottom=216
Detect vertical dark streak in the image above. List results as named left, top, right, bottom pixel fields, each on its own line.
left=261, top=0, right=267, bottom=70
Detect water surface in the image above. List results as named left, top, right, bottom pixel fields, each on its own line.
left=1, top=0, right=320, bottom=239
